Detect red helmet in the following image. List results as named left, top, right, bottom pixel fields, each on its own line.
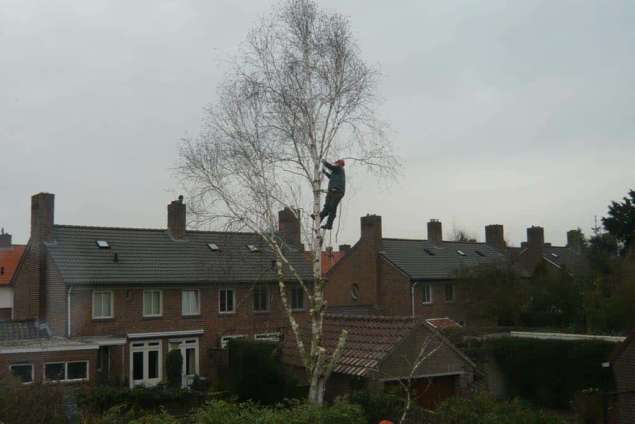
left=335, top=159, right=345, bottom=167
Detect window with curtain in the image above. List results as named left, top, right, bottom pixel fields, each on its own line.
left=253, top=286, right=269, bottom=312
left=219, top=288, right=235, bottom=313
left=422, top=284, right=432, bottom=304
left=92, top=291, right=113, bottom=319
left=182, top=290, right=200, bottom=316
left=143, top=290, right=162, bottom=317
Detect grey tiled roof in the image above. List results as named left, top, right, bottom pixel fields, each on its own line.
left=0, top=320, right=48, bottom=342
left=380, top=238, right=506, bottom=280
left=542, top=246, right=589, bottom=276
left=46, top=225, right=312, bottom=286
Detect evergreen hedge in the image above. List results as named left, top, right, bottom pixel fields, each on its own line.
left=488, top=337, right=615, bottom=409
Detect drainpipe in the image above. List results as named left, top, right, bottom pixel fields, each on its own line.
left=411, top=281, right=418, bottom=318
left=67, top=286, right=72, bottom=336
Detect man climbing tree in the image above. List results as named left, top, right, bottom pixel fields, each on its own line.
left=318, top=159, right=345, bottom=230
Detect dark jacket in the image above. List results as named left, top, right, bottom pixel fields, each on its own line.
left=323, top=160, right=345, bottom=193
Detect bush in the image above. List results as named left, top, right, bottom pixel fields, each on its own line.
left=436, top=393, right=567, bottom=424
left=0, top=376, right=66, bottom=424
left=82, top=405, right=181, bottom=424
left=226, top=338, right=299, bottom=404
left=166, top=349, right=183, bottom=389
left=488, top=337, right=615, bottom=409
left=350, top=390, right=407, bottom=424
left=193, top=399, right=366, bottom=424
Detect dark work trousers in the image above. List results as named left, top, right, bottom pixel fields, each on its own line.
left=319, top=190, right=344, bottom=229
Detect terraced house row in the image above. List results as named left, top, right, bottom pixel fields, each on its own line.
left=0, top=193, right=310, bottom=387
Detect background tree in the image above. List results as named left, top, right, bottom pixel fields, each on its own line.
left=178, top=0, right=396, bottom=404
left=602, top=189, right=635, bottom=254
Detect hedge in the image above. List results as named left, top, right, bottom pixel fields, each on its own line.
left=488, top=337, right=615, bottom=409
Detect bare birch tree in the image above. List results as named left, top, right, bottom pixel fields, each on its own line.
left=178, top=0, right=397, bottom=404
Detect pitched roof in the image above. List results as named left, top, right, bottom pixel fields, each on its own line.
left=542, top=246, right=589, bottom=275
left=0, top=320, right=48, bottom=342
left=380, top=238, right=506, bottom=280
left=46, top=225, right=312, bottom=286
left=0, top=245, right=26, bottom=285
left=283, top=314, right=417, bottom=377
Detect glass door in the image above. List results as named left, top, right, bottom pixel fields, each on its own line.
left=130, top=340, right=162, bottom=387
left=168, top=338, right=199, bottom=387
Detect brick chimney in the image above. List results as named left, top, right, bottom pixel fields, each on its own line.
left=360, top=214, right=382, bottom=245
left=566, top=229, right=584, bottom=253
left=31, top=193, right=55, bottom=242
left=427, top=219, right=442, bottom=244
left=338, top=244, right=351, bottom=253
left=485, top=224, right=505, bottom=252
left=278, top=207, right=302, bottom=247
left=0, top=228, right=11, bottom=248
left=167, top=195, right=186, bottom=240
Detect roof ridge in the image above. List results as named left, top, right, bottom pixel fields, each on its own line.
left=54, top=224, right=258, bottom=236
left=382, top=237, right=487, bottom=245
left=325, top=313, right=415, bottom=322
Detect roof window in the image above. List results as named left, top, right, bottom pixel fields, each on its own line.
left=208, top=243, right=219, bottom=251
left=423, top=248, right=435, bottom=256
left=457, top=250, right=466, bottom=256
left=96, top=240, right=110, bottom=249
left=551, top=252, right=559, bottom=258
left=247, top=244, right=260, bottom=252
left=475, top=250, right=486, bottom=257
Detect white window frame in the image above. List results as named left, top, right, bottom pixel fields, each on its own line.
left=444, top=283, right=455, bottom=302
left=218, top=288, right=236, bottom=314
left=92, top=290, right=114, bottom=319
left=253, top=286, right=270, bottom=313
left=220, top=334, right=247, bottom=349
left=421, top=283, right=433, bottom=304
left=130, top=340, right=162, bottom=388
left=168, top=338, right=200, bottom=387
left=143, top=290, right=163, bottom=317
left=290, top=286, right=304, bottom=311
left=181, top=289, right=201, bottom=316
left=254, top=332, right=281, bottom=343
left=43, top=361, right=89, bottom=383
left=9, top=363, right=33, bottom=384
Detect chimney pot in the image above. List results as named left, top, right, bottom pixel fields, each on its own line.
left=360, top=215, right=382, bottom=244
left=167, top=196, right=187, bottom=240
left=31, top=193, right=55, bottom=242
left=339, top=244, right=351, bottom=253
left=427, top=219, right=443, bottom=244
left=485, top=224, right=505, bottom=251
left=278, top=208, right=302, bottom=247
left=0, top=230, right=11, bottom=248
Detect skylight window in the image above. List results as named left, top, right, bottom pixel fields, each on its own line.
left=423, top=248, right=435, bottom=256
left=475, top=250, right=486, bottom=257
left=96, top=240, right=110, bottom=249
left=551, top=253, right=559, bottom=258
left=457, top=250, right=466, bottom=256
left=247, top=244, right=260, bottom=252
left=208, top=243, right=219, bottom=251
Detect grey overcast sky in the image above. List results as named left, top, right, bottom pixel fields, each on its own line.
left=1, top=0, right=634, bottom=247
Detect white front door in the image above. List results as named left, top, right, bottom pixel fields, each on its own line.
left=168, top=338, right=199, bottom=387
left=130, top=340, right=162, bottom=387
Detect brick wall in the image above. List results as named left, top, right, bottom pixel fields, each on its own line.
left=12, top=243, right=38, bottom=320
left=614, top=341, right=635, bottom=424
left=46, top=256, right=67, bottom=336
left=0, top=348, right=98, bottom=384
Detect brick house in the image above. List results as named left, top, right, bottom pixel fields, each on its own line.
left=282, top=314, right=480, bottom=409
left=324, top=215, right=506, bottom=325
left=4, top=192, right=311, bottom=387
left=0, top=229, right=25, bottom=321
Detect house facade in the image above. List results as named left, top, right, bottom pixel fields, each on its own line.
left=324, top=215, right=506, bottom=326
left=4, top=193, right=310, bottom=387
left=0, top=230, right=25, bottom=321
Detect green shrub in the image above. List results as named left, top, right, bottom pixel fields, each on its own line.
left=0, top=376, right=66, bottom=424
left=193, top=399, right=366, bottom=424
left=82, top=405, right=181, bottom=424
left=166, top=349, right=183, bottom=389
left=78, top=385, right=206, bottom=414
left=437, top=393, right=567, bottom=424
left=489, top=337, right=615, bottom=409
left=350, top=390, right=406, bottom=424
left=226, top=338, right=299, bottom=404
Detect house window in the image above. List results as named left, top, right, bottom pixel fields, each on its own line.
left=219, top=288, right=235, bottom=314
left=9, top=364, right=33, bottom=384
left=182, top=290, right=200, bottom=316
left=44, top=361, right=88, bottom=382
left=143, top=290, right=163, bottom=317
left=255, top=332, right=281, bottom=342
left=290, top=286, right=304, bottom=311
left=92, top=291, right=114, bottom=319
left=253, top=286, right=269, bottom=312
left=220, top=334, right=247, bottom=349
left=445, top=284, right=455, bottom=302
left=351, top=284, right=360, bottom=302
left=421, top=284, right=432, bottom=304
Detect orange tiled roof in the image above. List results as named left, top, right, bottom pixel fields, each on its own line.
left=425, top=317, right=463, bottom=330
left=0, top=245, right=26, bottom=286
left=303, top=250, right=346, bottom=274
